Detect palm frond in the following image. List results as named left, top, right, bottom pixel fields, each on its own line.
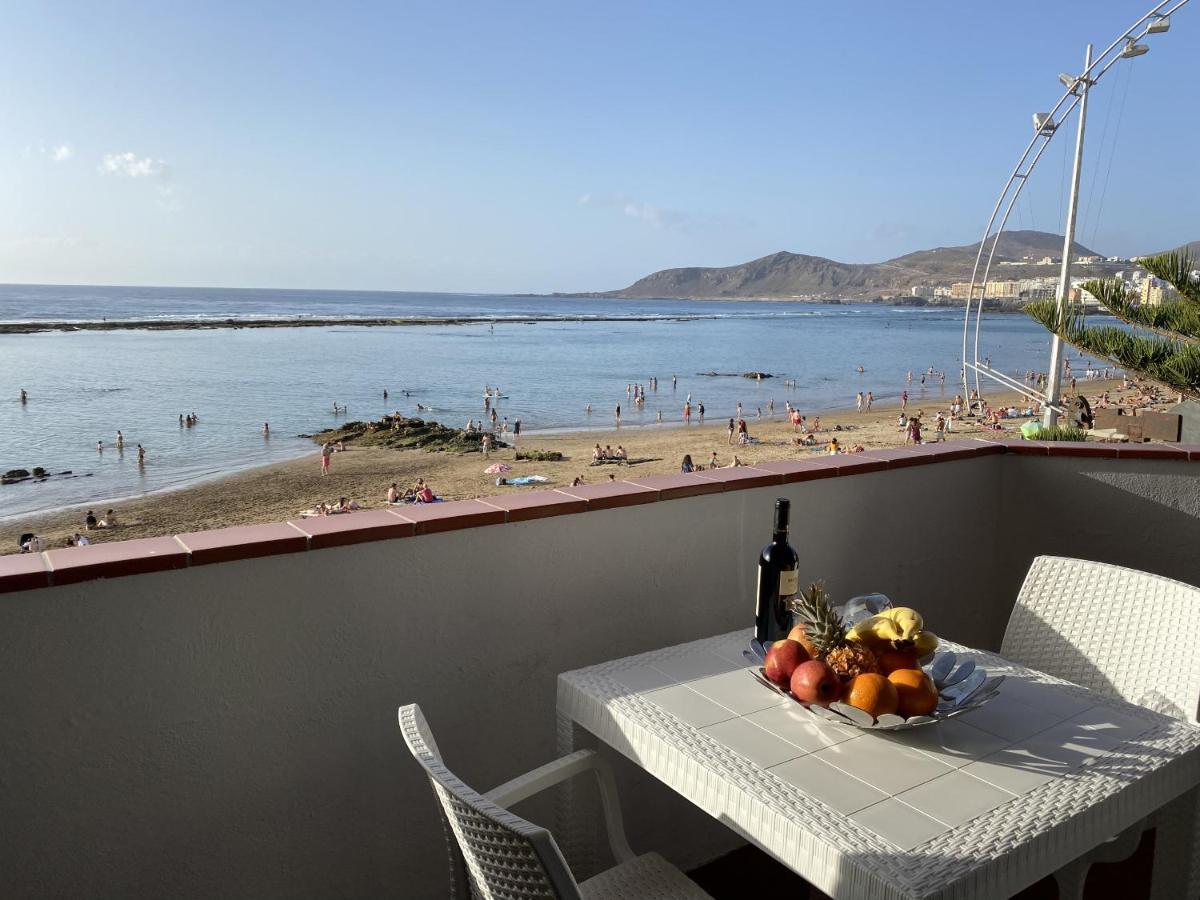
left=1080, top=278, right=1200, bottom=342
left=1139, top=251, right=1200, bottom=304
left=1025, top=299, right=1200, bottom=400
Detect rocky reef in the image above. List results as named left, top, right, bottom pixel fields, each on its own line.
left=311, top=415, right=507, bottom=453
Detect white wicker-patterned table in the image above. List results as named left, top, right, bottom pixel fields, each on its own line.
left=556, top=630, right=1200, bottom=900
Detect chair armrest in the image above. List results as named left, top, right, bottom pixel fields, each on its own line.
left=486, top=749, right=636, bottom=863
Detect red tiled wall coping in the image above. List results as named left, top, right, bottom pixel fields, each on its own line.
left=4, top=439, right=1198, bottom=595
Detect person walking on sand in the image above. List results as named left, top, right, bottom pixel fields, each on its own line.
left=513, top=418, right=521, bottom=444
left=698, top=401, right=705, bottom=422
left=683, top=401, right=691, bottom=424
left=481, top=433, right=491, bottom=458
left=727, top=417, right=736, bottom=445
left=906, top=416, right=922, bottom=445
left=866, top=391, right=874, bottom=411
left=856, top=391, right=863, bottom=411
left=320, top=442, right=332, bottom=475
left=901, top=391, right=909, bottom=411
left=736, top=401, right=743, bottom=419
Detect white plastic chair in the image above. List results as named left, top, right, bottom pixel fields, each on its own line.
left=1001, top=555, right=1200, bottom=900
left=399, top=704, right=712, bottom=899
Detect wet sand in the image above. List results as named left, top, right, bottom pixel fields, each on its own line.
left=1, top=378, right=1152, bottom=553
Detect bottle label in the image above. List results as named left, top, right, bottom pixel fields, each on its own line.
left=779, top=569, right=798, bottom=597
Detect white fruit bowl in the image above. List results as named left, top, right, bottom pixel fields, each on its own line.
left=745, top=642, right=1003, bottom=731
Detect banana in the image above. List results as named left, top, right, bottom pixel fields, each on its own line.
left=846, top=607, right=938, bottom=655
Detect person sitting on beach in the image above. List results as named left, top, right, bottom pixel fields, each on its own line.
left=571, top=475, right=585, bottom=487
left=415, top=482, right=435, bottom=503
left=99, top=509, right=119, bottom=528
left=387, top=483, right=400, bottom=503
left=614, top=445, right=627, bottom=461
left=85, top=509, right=97, bottom=530
left=680, top=454, right=695, bottom=474
left=73, top=532, right=90, bottom=546
left=828, top=438, right=840, bottom=455
left=729, top=455, right=743, bottom=467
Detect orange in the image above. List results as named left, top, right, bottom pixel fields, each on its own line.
left=844, top=673, right=899, bottom=718
left=887, top=668, right=939, bottom=717
left=877, top=649, right=919, bottom=674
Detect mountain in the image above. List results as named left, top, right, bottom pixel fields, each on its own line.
left=1153, top=240, right=1200, bottom=259
left=602, top=231, right=1104, bottom=301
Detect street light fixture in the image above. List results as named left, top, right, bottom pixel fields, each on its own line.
left=1058, top=73, right=1078, bottom=90
left=1148, top=14, right=1171, bottom=31
left=1121, top=38, right=1150, bottom=56
left=1033, top=112, right=1056, bottom=135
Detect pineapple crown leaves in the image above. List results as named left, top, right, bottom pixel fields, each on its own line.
left=788, top=581, right=846, bottom=652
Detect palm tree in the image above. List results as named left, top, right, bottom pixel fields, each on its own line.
left=1025, top=250, right=1200, bottom=400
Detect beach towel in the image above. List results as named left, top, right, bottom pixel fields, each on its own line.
left=504, top=475, right=548, bottom=486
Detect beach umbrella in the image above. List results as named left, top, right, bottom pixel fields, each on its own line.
left=484, top=463, right=512, bottom=474
left=1020, top=420, right=1042, bottom=439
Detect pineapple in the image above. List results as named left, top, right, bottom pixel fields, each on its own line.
left=789, top=583, right=880, bottom=680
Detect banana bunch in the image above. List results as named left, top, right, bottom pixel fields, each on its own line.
left=846, top=607, right=939, bottom=657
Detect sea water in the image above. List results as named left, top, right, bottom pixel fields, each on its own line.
left=0, top=286, right=1093, bottom=520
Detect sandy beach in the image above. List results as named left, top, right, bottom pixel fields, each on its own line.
left=4, top=377, right=1155, bottom=554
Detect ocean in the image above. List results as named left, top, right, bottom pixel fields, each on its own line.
left=0, top=285, right=1091, bottom=521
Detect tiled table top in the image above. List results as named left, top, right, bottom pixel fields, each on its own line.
left=558, top=631, right=1200, bottom=900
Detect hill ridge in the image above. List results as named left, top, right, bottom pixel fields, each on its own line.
left=602, top=230, right=1107, bottom=300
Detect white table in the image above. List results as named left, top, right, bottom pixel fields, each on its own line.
left=556, top=630, right=1200, bottom=900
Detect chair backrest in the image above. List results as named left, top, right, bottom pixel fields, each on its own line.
left=399, top=704, right=582, bottom=900
left=1001, top=556, right=1200, bottom=724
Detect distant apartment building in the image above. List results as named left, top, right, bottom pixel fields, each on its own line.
left=933, top=286, right=953, bottom=299
left=949, top=280, right=1020, bottom=300
left=1142, top=277, right=1174, bottom=307
left=1038, top=256, right=1060, bottom=265
left=1076, top=255, right=1103, bottom=265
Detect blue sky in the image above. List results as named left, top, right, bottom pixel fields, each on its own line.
left=1, top=1, right=1196, bottom=293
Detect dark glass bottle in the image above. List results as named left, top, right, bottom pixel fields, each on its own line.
left=754, top=498, right=799, bottom=644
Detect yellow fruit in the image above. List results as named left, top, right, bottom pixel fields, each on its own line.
left=888, top=668, right=939, bottom=717
left=844, top=673, right=899, bottom=718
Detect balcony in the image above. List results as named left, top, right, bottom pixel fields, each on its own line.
left=1, top=439, right=1198, bottom=898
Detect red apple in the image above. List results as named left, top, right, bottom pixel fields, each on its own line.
left=790, top=659, right=842, bottom=706
left=763, top=639, right=809, bottom=686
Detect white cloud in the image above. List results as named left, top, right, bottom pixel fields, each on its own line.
left=98, top=151, right=168, bottom=178
left=578, top=192, right=695, bottom=232
left=48, top=143, right=73, bottom=162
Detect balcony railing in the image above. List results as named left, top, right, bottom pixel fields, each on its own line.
left=1, top=438, right=1198, bottom=897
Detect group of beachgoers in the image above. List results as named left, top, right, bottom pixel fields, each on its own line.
left=386, top=478, right=437, bottom=504
left=679, top=451, right=744, bottom=472
left=95, top=431, right=147, bottom=465
left=24, top=509, right=123, bottom=548
left=591, top=443, right=628, bottom=464
left=302, top=496, right=363, bottom=517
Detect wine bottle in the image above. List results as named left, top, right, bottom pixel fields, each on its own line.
left=755, top=498, right=799, bottom=644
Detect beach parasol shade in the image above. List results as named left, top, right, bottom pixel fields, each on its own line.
left=484, top=463, right=512, bottom=474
